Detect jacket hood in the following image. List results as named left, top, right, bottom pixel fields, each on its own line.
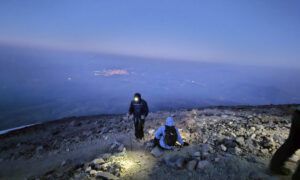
left=166, top=117, right=174, bottom=126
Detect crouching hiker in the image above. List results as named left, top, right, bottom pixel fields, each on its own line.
left=154, top=117, right=187, bottom=149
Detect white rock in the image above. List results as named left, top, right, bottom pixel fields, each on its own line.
left=234, top=147, right=242, bottom=155
left=289, top=154, right=300, bottom=163
left=90, top=170, right=97, bottom=176
left=147, top=129, right=155, bottom=135
left=261, top=149, right=269, bottom=154
left=220, top=144, right=227, bottom=152
left=85, top=166, right=92, bottom=173
left=92, top=158, right=105, bottom=165
left=235, top=137, right=245, bottom=146
left=296, top=150, right=300, bottom=156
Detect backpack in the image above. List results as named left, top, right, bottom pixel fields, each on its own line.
left=164, top=126, right=177, bottom=146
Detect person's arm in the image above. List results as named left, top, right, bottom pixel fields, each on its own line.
left=155, top=126, right=164, bottom=139
left=128, top=101, right=134, bottom=115
left=154, top=126, right=172, bottom=149
left=176, top=128, right=184, bottom=145
left=143, top=100, right=149, bottom=117
left=160, top=142, right=172, bottom=150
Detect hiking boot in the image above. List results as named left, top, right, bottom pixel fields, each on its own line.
left=270, top=167, right=292, bottom=175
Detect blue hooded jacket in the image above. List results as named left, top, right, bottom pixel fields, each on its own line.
left=154, top=117, right=184, bottom=149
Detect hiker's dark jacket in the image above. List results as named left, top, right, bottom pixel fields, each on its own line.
left=129, top=99, right=149, bottom=117
left=270, top=109, right=300, bottom=180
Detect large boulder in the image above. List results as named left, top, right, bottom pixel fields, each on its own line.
left=164, top=155, right=185, bottom=169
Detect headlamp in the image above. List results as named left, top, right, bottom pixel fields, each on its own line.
left=134, top=97, right=139, bottom=102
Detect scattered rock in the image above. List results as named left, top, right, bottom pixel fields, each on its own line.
left=35, top=146, right=44, bottom=154
left=145, top=140, right=155, bottom=149
left=61, top=159, right=72, bottom=167
left=260, top=137, right=274, bottom=149
left=96, top=171, right=120, bottom=180
left=201, top=144, right=212, bottom=154
left=2, top=105, right=296, bottom=179
left=235, top=137, right=245, bottom=146
left=296, top=150, right=300, bottom=156
left=260, top=149, right=269, bottom=154
left=147, top=129, right=155, bottom=135
left=186, top=160, right=197, bottom=170
left=85, top=166, right=92, bottom=173
left=190, top=151, right=201, bottom=157
left=92, top=158, right=105, bottom=165
left=289, top=154, right=300, bottom=163
left=117, top=144, right=125, bottom=152
left=250, top=127, right=256, bottom=132
left=250, top=134, right=256, bottom=140
left=165, top=155, right=185, bottom=169
left=197, top=160, right=210, bottom=169
left=110, top=141, right=124, bottom=152
left=273, top=134, right=283, bottom=144
left=185, top=119, right=195, bottom=125
left=90, top=170, right=97, bottom=176
left=101, top=127, right=109, bottom=134
left=220, top=144, right=227, bottom=152
left=234, top=147, right=242, bottom=155
left=70, top=121, right=82, bottom=127
left=102, top=153, right=112, bottom=160
left=151, top=146, right=164, bottom=157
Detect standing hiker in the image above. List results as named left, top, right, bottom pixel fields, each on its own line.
left=128, top=93, right=149, bottom=140
left=269, top=106, right=300, bottom=180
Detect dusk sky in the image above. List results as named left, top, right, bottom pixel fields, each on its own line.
left=0, top=0, right=299, bottom=67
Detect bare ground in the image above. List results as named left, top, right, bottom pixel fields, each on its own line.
left=0, top=104, right=299, bottom=180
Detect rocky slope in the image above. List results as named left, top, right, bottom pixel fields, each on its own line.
left=0, top=104, right=299, bottom=180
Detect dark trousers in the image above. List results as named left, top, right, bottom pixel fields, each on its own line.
left=134, top=116, right=145, bottom=139
left=270, top=111, right=300, bottom=180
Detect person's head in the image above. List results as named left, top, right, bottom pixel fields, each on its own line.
left=166, top=117, right=174, bottom=127
left=134, top=93, right=141, bottom=102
